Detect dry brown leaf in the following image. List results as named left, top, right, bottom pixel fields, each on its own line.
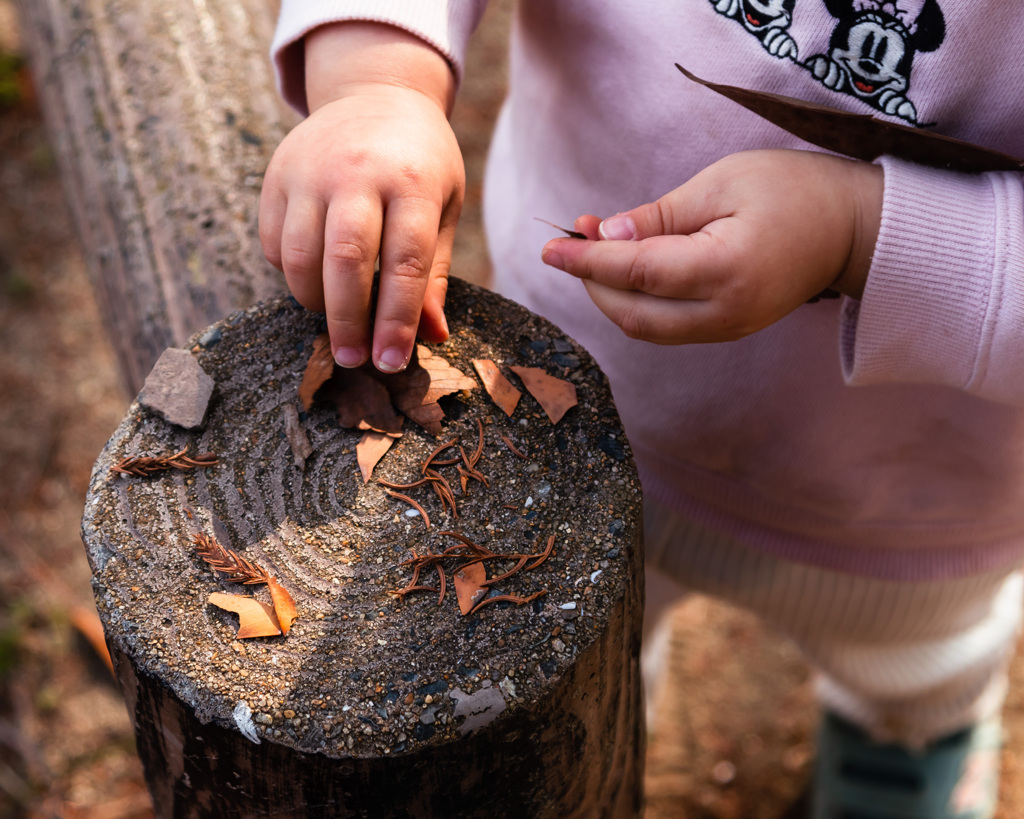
left=385, top=345, right=477, bottom=435
left=322, top=367, right=405, bottom=435
left=472, top=359, right=521, bottom=417
left=357, top=430, right=395, bottom=483
left=676, top=64, right=1024, bottom=174
left=209, top=592, right=281, bottom=638
left=510, top=366, right=578, bottom=424
left=267, top=576, right=298, bottom=635
left=454, top=562, right=488, bottom=616
left=299, top=333, right=335, bottom=410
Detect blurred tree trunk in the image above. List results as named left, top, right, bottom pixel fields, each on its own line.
left=15, top=0, right=294, bottom=393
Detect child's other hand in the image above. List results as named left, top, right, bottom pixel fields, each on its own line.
left=259, top=23, right=465, bottom=372
left=541, top=150, right=883, bottom=345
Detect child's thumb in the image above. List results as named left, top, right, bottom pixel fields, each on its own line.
left=597, top=201, right=668, bottom=242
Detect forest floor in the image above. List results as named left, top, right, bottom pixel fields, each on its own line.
left=1, top=1, right=1022, bottom=817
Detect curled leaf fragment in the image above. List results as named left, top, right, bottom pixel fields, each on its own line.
left=472, top=359, right=521, bottom=417
left=209, top=592, right=281, bottom=639
left=357, top=430, right=396, bottom=483
left=510, top=366, right=578, bottom=424
left=454, top=561, right=488, bottom=616
left=267, top=577, right=298, bottom=635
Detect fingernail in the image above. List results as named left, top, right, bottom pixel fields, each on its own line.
left=335, top=346, right=365, bottom=368
left=599, top=214, right=637, bottom=241
left=542, top=249, right=565, bottom=270
left=377, top=348, right=408, bottom=374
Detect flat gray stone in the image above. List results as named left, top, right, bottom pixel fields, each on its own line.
left=450, top=686, right=506, bottom=736
left=138, top=347, right=214, bottom=429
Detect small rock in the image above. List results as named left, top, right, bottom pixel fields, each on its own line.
left=551, top=353, right=580, bottom=369
left=450, top=686, right=506, bottom=736
left=138, top=347, right=215, bottom=429
left=232, top=701, right=261, bottom=744
left=282, top=403, right=313, bottom=470
left=196, top=326, right=222, bottom=349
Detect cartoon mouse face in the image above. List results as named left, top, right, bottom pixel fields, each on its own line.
left=829, top=14, right=910, bottom=98
left=806, top=0, right=946, bottom=123
left=739, top=0, right=796, bottom=33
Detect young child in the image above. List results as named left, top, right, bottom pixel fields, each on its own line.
left=260, top=3, right=1024, bottom=816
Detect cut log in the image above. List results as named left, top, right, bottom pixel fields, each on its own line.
left=19, top=0, right=646, bottom=810
left=14, top=0, right=295, bottom=393
left=83, top=280, right=645, bottom=817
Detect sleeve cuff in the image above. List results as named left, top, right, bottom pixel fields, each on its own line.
left=271, top=1, right=486, bottom=116
left=840, top=156, right=1024, bottom=405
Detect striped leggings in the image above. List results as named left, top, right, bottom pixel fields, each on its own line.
left=643, top=497, right=1024, bottom=747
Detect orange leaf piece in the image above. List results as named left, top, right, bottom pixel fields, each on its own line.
left=209, top=592, right=282, bottom=639
left=386, top=345, right=478, bottom=435
left=454, top=561, right=488, bottom=616
left=267, top=577, right=298, bottom=635
left=472, top=359, right=521, bottom=417
left=299, top=333, right=335, bottom=410
left=510, top=366, right=578, bottom=424
left=357, top=430, right=395, bottom=483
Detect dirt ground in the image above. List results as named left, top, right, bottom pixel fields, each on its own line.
left=1, top=2, right=1023, bottom=817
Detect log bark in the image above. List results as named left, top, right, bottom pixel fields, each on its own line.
left=14, top=0, right=295, bottom=393
left=83, top=282, right=645, bottom=817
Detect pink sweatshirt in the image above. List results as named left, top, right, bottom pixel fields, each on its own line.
left=272, top=1, right=1024, bottom=581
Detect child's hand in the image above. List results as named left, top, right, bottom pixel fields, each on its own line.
left=541, top=150, right=883, bottom=344
left=259, top=23, right=465, bottom=372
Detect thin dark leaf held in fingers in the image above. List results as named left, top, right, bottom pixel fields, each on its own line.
left=534, top=217, right=587, bottom=240
left=675, top=64, right=1024, bottom=174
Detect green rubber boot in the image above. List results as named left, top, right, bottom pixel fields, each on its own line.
left=812, top=712, right=1002, bottom=819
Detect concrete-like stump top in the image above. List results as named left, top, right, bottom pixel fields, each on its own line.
left=82, top=277, right=643, bottom=815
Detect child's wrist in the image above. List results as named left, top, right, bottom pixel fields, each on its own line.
left=830, top=160, right=884, bottom=300
left=304, top=21, right=456, bottom=115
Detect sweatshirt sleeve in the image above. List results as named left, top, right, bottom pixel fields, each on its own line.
left=271, top=1, right=488, bottom=116
left=839, top=156, right=1024, bottom=406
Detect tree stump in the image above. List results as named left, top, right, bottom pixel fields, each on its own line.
left=83, top=278, right=645, bottom=817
